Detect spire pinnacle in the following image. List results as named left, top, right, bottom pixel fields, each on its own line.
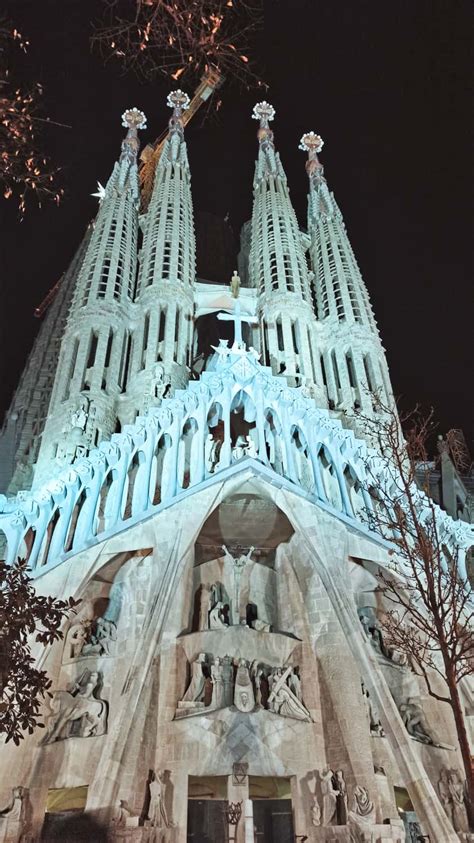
left=167, top=89, right=190, bottom=136
left=120, top=107, right=147, bottom=164
left=299, top=131, right=325, bottom=180
left=252, top=101, right=278, bottom=177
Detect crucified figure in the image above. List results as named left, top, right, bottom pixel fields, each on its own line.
left=222, top=545, right=255, bottom=625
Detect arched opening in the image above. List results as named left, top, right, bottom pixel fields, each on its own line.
left=230, top=390, right=257, bottom=459
left=318, top=447, right=342, bottom=510
left=343, top=466, right=366, bottom=519
left=65, top=488, right=88, bottom=553
left=178, top=417, right=199, bottom=490
left=291, top=426, right=314, bottom=492
left=206, top=402, right=224, bottom=474
left=37, top=507, right=62, bottom=567
left=263, top=408, right=284, bottom=473
left=150, top=433, right=172, bottom=505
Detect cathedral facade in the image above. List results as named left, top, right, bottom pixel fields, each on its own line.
left=0, top=93, right=472, bottom=843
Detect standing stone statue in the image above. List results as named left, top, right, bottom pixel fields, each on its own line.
left=320, top=768, right=337, bottom=825
left=222, top=656, right=234, bottom=706
left=222, top=545, right=255, bottom=625
left=311, top=793, right=321, bottom=826
left=0, top=786, right=29, bottom=841
left=438, top=768, right=451, bottom=817
left=234, top=659, right=255, bottom=712
left=210, top=656, right=225, bottom=709
left=448, top=768, right=469, bottom=834
left=332, top=770, right=348, bottom=825
left=347, top=786, right=375, bottom=842
left=180, top=654, right=207, bottom=704
left=361, top=680, right=384, bottom=736
left=147, top=770, right=172, bottom=828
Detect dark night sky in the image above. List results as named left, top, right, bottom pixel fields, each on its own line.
left=0, top=1, right=472, bottom=446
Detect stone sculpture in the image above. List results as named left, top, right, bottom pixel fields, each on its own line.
left=267, top=666, right=311, bottom=721
left=222, top=544, right=255, bottom=625
left=234, top=659, right=255, bottom=712
left=180, top=654, right=207, bottom=705
left=113, top=799, right=137, bottom=828
left=209, top=601, right=229, bottom=630
left=147, top=770, right=172, bottom=828
left=67, top=621, right=90, bottom=659
left=347, top=785, right=376, bottom=842
left=320, top=768, right=337, bottom=825
left=358, top=611, right=408, bottom=666
left=81, top=617, right=117, bottom=657
left=361, top=680, right=385, bottom=736
left=332, top=770, right=348, bottom=825
left=399, top=698, right=434, bottom=744
left=176, top=653, right=310, bottom=721
left=438, top=768, right=469, bottom=834
left=40, top=670, right=108, bottom=743
left=311, top=794, right=321, bottom=826
left=210, top=656, right=225, bottom=708
left=222, top=655, right=234, bottom=706
left=0, top=786, right=29, bottom=842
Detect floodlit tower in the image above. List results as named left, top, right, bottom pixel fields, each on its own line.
left=33, top=108, right=146, bottom=487
left=300, top=130, right=394, bottom=415
left=0, top=232, right=90, bottom=495
left=130, top=90, right=196, bottom=411
left=248, top=102, right=323, bottom=392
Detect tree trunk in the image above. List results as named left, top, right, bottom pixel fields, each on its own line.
left=446, top=667, right=474, bottom=830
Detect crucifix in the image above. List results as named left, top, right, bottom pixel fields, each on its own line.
left=217, top=271, right=258, bottom=347
left=222, top=545, right=255, bottom=625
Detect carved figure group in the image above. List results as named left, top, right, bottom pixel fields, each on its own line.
left=40, top=670, right=108, bottom=744
left=438, top=768, right=469, bottom=834
left=176, top=654, right=310, bottom=721
left=65, top=583, right=123, bottom=661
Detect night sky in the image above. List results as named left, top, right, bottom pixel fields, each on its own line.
left=1, top=1, right=472, bottom=447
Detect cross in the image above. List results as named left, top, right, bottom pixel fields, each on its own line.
left=218, top=299, right=258, bottom=347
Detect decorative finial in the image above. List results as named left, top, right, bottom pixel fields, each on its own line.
left=167, top=90, right=190, bottom=114
left=299, top=131, right=325, bottom=181
left=298, top=131, right=324, bottom=154
left=121, top=108, right=147, bottom=131
left=252, top=101, right=276, bottom=125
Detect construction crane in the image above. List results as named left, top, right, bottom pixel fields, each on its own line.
left=139, top=67, right=223, bottom=211
left=34, top=68, right=223, bottom=317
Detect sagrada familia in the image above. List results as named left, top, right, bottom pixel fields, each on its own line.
left=0, top=88, right=472, bottom=843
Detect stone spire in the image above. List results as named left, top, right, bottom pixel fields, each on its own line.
left=301, top=131, right=394, bottom=416
left=130, top=90, right=195, bottom=408
left=33, top=109, right=146, bottom=486
left=248, top=102, right=322, bottom=391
